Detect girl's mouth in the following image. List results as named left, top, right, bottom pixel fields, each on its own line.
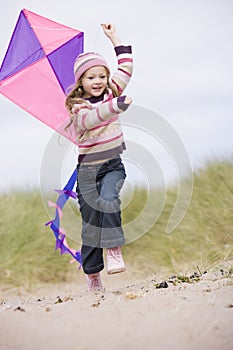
left=92, top=87, right=103, bottom=94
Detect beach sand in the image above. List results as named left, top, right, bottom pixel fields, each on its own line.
left=0, top=264, right=233, bottom=350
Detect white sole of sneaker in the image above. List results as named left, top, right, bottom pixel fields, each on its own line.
left=107, top=267, right=126, bottom=275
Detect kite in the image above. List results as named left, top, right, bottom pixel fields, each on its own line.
left=0, top=8, right=83, bottom=142
left=0, top=9, right=84, bottom=266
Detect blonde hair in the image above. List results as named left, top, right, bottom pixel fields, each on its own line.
left=65, top=68, right=119, bottom=130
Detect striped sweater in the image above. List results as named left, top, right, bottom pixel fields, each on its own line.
left=72, top=45, right=133, bottom=163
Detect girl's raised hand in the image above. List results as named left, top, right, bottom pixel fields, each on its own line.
left=101, top=24, right=116, bottom=38
left=101, top=24, right=121, bottom=46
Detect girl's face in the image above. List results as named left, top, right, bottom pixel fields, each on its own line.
left=81, top=66, right=108, bottom=98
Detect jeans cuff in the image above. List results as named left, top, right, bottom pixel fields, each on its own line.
left=83, top=262, right=104, bottom=275
left=100, top=237, right=125, bottom=248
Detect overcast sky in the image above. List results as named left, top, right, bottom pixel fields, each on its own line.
left=0, top=0, right=233, bottom=192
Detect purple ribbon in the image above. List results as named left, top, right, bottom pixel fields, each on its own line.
left=45, top=168, right=82, bottom=267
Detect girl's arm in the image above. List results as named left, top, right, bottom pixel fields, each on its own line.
left=74, top=95, right=131, bottom=130
left=101, top=24, right=133, bottom=95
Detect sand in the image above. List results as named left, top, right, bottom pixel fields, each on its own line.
left=0, top=265, right=233, bottom=350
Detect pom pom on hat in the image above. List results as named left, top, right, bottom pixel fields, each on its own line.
left=74, top=52, right=110, bottom=81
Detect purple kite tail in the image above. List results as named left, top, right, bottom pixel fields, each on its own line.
left=45, top=168, right=82, bottom=268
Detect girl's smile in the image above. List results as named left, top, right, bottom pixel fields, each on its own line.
left=82, top=66, right=108, bottom=98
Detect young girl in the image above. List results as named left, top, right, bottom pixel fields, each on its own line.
left=65, top=24, right=133, bottom=292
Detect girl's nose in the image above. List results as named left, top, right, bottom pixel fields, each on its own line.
left=95, top=77, right=101, bottom=83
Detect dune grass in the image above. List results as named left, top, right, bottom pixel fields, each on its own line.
left=0, top=158, right=232, bottom=289
left=124, top=159, right=233, bottom=275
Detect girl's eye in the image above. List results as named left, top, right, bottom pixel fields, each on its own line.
left=87, top=75, right=106, bottom=80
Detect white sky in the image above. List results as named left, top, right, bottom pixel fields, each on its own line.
left=0, top=0, right=233, bottom=192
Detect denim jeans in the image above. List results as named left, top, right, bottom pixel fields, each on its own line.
left=76, top=156, right=126, bottom=274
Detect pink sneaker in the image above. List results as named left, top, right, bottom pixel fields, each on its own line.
left=106, top=247, right=126, bottom=274
left=86, top=272, right=105, bottom=292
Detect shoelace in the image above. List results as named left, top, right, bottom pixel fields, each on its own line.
left=108, top=248, right=121, bottom=262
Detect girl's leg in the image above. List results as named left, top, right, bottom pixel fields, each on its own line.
left=97, top=158, right=126, bottom=274
left=76, top=164, right=102, bottom=248
left=76, top=165, right=105, bottom=290
left=97, top=159, right=126, bottom=247
left=76, top=157, right=127, bottom=286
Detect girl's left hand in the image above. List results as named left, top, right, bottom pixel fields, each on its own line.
left=101, top=24, right=116, bottom=37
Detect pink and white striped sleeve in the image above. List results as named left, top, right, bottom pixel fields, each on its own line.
left=74, top=96, right=130, bottom=130
left=111, top=45, right=133, bottom=95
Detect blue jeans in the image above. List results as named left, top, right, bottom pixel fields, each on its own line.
left=76, top=156, right=126, bottom=274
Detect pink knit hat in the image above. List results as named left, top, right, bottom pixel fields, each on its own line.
left=74, top=52, right=110, bottom=81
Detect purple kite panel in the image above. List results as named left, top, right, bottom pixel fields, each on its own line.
left=48, top=32, right=84, bottom=94
left=0, top=10, right=44, bottom=81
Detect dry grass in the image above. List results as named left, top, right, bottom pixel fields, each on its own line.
left=0, top=158, right=232, bottom=289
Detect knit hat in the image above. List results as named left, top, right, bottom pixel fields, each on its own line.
left=74, top=52, right=110, bottom=81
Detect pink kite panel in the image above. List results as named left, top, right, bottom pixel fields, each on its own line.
left=23, top=9, right=82, bottom=55
left=0, top=57, right=76, bottom=143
